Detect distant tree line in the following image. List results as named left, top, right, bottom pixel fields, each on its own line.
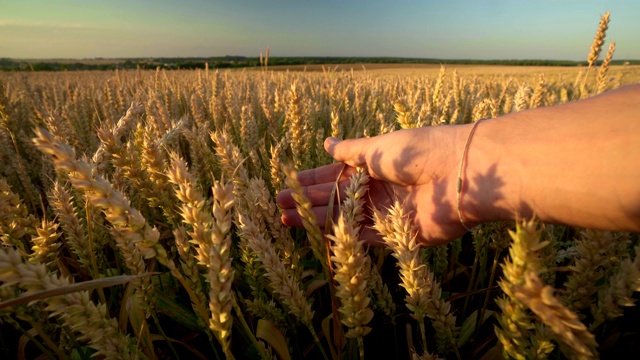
left=1, top=56, right=638, bottom=71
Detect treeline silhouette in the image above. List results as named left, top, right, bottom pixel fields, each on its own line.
left=1, top=56, right=637, bottom=71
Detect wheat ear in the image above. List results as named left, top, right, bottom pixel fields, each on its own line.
left=564, top=230, right=618, bottom=312
left=285, top=83, right=306, bottom=169
left=246, top=178, right=295, bottom=270
left=514, top=272, right=598, bottom=359
left=582, top=11, right=611, bottom=96
left=591, top=242, right=640, bottom=330
left=283, top=164, right=327, bottom=268
left=48, top=181, right=93, bottom=273
left=587, top=11, right=610, bottom=67
left=372, top=201, right=432, bottom=353
left=29, top=219, right=62, bottom=268
left=166, top=151, right=213, bottom=267
left=394, top=98, right=415, bottom=129
left=91, top=102, right=143, bottom=175
left=238, top=213, right=314, bottom=324
left=596, top=42, right=616, bottom=94
left=174, top=225, right=208, bottom=320
left=341, top=167, right=370, bottom=223
left=0, top=178, right=36, bottom=253
left=373, top=201, right=459, bottom=357
left=165, top=152, right=236, bottom=353
left=33, top=127, right=157, bottom=309
left=328, top=214, right=374, bottom=337
left=513, top=85, right=530, bottom=112
left=0, top=248, right=143, bottom=359
left=495, top=220, right=554, bottom=359
left=239, top=212, right=329, bottom=359
left=368, top=259, right=396, bottom=318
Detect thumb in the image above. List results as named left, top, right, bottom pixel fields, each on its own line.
left=324, top=137, right=370, bottom=167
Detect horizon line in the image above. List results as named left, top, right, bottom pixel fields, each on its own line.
left=4, top=56, right=639, bottom=62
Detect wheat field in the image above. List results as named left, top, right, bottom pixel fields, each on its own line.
left=1, top=13, right=640, bottom=359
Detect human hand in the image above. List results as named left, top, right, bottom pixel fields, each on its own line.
left=276, top=125, right=472, bottom=246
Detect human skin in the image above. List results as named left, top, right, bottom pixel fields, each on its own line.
left=276, top=84, right=640, bottom=246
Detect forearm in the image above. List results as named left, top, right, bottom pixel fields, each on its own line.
left=463, top=84, right=640, bottom=231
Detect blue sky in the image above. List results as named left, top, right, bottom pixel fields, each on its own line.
left=1, top=0, right=638, bottom=60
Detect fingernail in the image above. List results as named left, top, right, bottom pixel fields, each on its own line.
left=325, top=137, right=339, bottom=147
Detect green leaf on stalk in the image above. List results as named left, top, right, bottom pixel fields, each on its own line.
left=256, top=319, right=291, bottom=360
left=458, top=309, right=495, bottom=347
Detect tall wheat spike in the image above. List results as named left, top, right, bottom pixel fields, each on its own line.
left=582, top=11, right=611, bottom=97
left=587, top=11, right=610, bottom=67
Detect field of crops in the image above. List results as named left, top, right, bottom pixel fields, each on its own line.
left=2, top=11, right=640, bottom=357
left=0, top=62, right=637, bottom=359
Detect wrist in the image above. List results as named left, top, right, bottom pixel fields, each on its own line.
left=457, top=117, right=527, bottom=226
left=455, top=119, right=485, bottom=230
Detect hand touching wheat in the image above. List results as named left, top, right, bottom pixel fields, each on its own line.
left=277, top=125, right=472, bottom=246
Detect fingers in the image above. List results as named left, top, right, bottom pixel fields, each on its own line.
left=281, top=205, right=337, bottom=228
left=359, top=226, right=385, bottom=247
left=296, top=163, right=357, bottom=186
left=325, top=137, right=371, bottom=167
left=276, top=164, right=355, bottom=209
left=276, top=183, right=332, bottom=209
left=281, top=207, right=386, bottom=248
left=278, top=136, right=375, bottom=210
left=276, top=180, right=351, bottom=210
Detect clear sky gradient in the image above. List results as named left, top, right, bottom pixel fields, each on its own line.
left=1, top=0, right=638, bottom=60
